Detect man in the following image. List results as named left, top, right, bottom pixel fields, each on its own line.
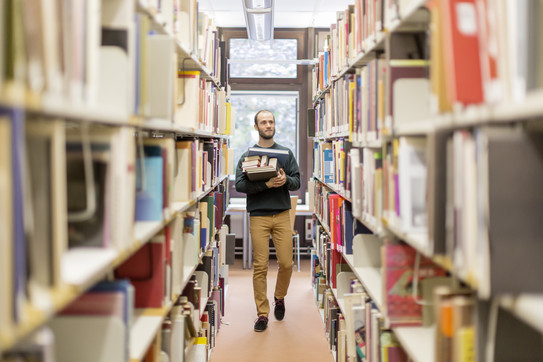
left=235, top=110, right=301, bottom=332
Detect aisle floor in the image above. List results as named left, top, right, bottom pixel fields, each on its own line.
left=209, top=257, right=334, bottom=362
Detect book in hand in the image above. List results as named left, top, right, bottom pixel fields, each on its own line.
left=245, top=157, right=280, bottom=181
left=247, top=147, right=289, bottom=168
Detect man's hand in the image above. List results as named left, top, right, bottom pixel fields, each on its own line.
left=265, top=169, right=287, bottom=188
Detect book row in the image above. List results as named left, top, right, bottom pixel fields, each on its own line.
left=312, top=216, right=543, bottom=361
left=0, top=107, right=232, bottom=354
left=0, top=0, right=230, bottom=133
left=310, top=147, right=543, bottom=360
left=2, top=221, right=231, bottom=361
left=312, top=0, right=543, bottom=141
left=311, top=123, right=543, bottom=299
left=312, top=245, right=483, bottom=362
left=312, top=0, right=387, bottom=92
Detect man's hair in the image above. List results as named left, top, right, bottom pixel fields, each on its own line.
left=254, top=110, right=275, bottom=125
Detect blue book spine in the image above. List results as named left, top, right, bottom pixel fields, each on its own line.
left=323, top=149, right=334, bottom=184
left=135, top=154, right=163, bottom=221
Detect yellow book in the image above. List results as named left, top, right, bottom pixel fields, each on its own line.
left=429, top=0, right=452, bottom=113
left=225, top=102, right=232, bottom=135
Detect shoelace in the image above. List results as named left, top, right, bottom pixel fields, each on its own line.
left=274, top=299, right=284, bottom=307
left=255, top=316, right=268, bottom=323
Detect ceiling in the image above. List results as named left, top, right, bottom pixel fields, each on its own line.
left=197, top=0, right=355, bottom=29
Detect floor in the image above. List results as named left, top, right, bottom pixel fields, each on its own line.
left=209, top=257, right=334, bottom=362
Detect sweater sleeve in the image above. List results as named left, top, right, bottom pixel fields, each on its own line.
left=284, top=149, right=300, bottom=191
left=235, top=153, right=269, bottom=194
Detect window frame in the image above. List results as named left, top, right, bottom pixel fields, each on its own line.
left=223, top=29, right=305, bottom=84
left=222, top=28, right=312, bottom=203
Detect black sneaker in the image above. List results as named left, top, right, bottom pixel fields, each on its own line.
left=274, top=297, right=285, bottom=321
left=254, top=316, right=268, bottom=332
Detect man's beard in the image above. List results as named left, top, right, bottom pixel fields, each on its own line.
left=258, top=129, right=275, bottom=140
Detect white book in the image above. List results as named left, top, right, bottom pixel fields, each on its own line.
left=170, top=314, right=186, bottom=362
left=97, top=0, right=135, bottom=116
left=343, top=293, right=367, bottom=360
left=147, top=35, right=176, bottom=120
left=175, top=71, right=200, bottom=129
left=173, top=141, right=193, bottom=202
left=49, top=316, right=125, bottom=362
left=398, top=137, right=428, bottom=234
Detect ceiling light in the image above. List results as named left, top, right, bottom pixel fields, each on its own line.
left=242, top=0, right=274, bottom=41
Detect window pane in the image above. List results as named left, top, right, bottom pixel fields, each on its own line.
left=229, top=39, right=297, bottom=78
left=231, top=92, right=298, bottom=167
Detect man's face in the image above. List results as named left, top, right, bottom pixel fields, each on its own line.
left=255, top=112, right=275, bottom=140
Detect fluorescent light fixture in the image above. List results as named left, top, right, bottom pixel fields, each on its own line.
left=242, top=0, right=274, bottom=41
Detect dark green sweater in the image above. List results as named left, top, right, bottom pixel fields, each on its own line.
left=235, top=143, right=300, bottom=216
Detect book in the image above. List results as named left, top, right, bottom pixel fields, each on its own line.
left=245, top=158, right=280, bottom=181
left=135, top=145, right=164, bottom=221
left=98, top=0, right=135, bottom=116
left=246, top=147, right=289, bottom=169
left=382, top=243, right=447, bottom=327
left=440, top=0, right=484, bottom=105
left=397, top=137, right=428, bottom=234
left=51, top=280, right=133, bottom=362
left=146, top=34, right=176, bottom=120
left=26, top=120, right=67, bottom=304
left=475, top=126, right=543, bottom=297
left=175, top=70, right=200, bottom=129
left=380, top=331, right=408, bottom=362
left=0, top=116, right=13, bottom=333
left=114, top=236, right=165, bottom=308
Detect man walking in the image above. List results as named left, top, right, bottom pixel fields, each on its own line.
left=235, top=110, right=301, bottom=332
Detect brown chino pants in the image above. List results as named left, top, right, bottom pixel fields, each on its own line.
left=249, top=210, right=294, bottom=317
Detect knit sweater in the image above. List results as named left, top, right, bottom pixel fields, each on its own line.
left=235, top=143, right=300, bottom=216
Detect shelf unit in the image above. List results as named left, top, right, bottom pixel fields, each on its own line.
left=0, top=0, right=231, bottom=360
left=310, top=1, right=543, bottom=361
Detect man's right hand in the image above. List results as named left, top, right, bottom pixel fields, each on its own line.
left=265, top=176, right=277, bottom=188
left=265, top=169, right=286, bottom=188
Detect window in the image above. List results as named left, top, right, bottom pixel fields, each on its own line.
left=229, top=39, right=298, bottom=78
left=230, top=91, right=298, bottom=167
left=223, top=28, right=309, bottom=201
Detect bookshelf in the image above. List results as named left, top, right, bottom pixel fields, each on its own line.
left=0, top=0, right=232, bottom=360
left=310, top=1, right=543, bottom=361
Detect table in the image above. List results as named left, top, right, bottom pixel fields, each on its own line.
left=226, top=198, right=313, bottom=269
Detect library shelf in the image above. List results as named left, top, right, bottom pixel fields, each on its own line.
left=352, top=139, right=384, bottom=149
left=349, top=32, right=386, bottom=70
left=500, top=294, right=543, bottom=335
left=136, top=0, right=219, bottom=87
left=392, top=325, right=435, bottom=362
left=61, top=248, right=118, bottom=288
left=492, top=89, right=543, bottom=124
left=382, top=218, right=430, bottom=258
left=130, top=306, right=172, bottom=362
left=134, top=221, right=166, bottom=246
left=343, top=255, right=383, bottom=310
left=316, top=130, right=351, bottom=140
left=387, top=0, right=430, bottom=33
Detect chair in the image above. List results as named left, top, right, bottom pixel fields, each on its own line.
left=289, top=196, right=301, bottom=272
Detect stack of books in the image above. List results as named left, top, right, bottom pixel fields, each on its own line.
left=242, top=155, right=280, bottom=181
